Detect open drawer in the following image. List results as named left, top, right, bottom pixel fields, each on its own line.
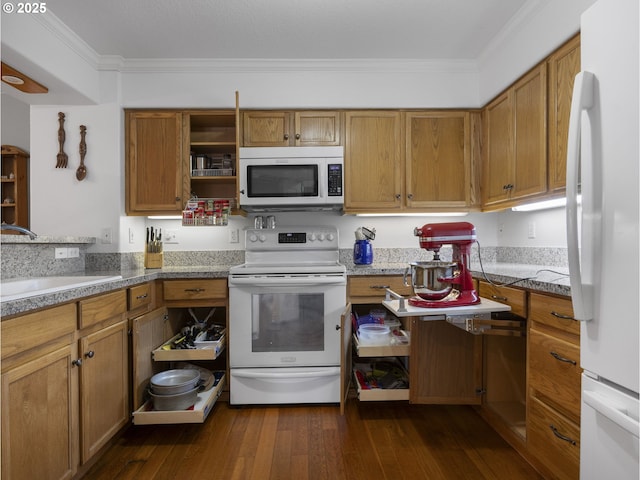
left=353, top=332, right=410, bottom=357
left=133, top=371, right=225, bottom=425
left=353, top=358, right=410, bottom=401
left=152, top=333, right=226, bottom=361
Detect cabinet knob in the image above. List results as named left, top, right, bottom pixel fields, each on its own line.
left=72, top=358, right=83, bottom=367
left=491, top=295, right=508, bottom=302
left=295, top=133, right=301, bottom=140
left=284, top=134, right=289, bottom=140
left=85, top=350, right=95, bottom=359
left=407, top=193, right=413, bottom=200
left=549, top=351, right=576, bottom=365
left=550, top=311, right=575, bottom=320
left=175, top=196, right=181, bottom=202
left=395, top=194, right=401, bottom=200
left=136, top=293, right=148, bottom=300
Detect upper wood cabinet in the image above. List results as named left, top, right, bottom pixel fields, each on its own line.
left=344, top=110, right=480, bottom=213
left=125, top=111, right=184, bottom=215
left=125, top=103, right=240, bottom=216
left=482, top=63, right=548, bottom=209
left=405, top=111, right=479, bottom=209
left=242, top=110, right=341, bottom=146
left=344, top=111, right=403, bottom=211
left=547, top=34, right=581, bottom=193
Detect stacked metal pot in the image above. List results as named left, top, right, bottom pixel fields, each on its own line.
left=148, top=369, right=201, bottom=410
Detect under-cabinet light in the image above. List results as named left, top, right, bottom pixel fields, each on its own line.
left=511, top=197, right=573, bottom=212
left=354, top=212, right=469, bottom=217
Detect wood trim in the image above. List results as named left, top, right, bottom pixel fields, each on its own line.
left=1, top=62, right=48, bottom=94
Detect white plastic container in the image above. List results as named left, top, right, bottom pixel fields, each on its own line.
left=358, top=324, right=391, bottom=346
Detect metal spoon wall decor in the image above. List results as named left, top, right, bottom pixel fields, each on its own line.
left=76, top=125, right=87, bottom=180
left=56, top=112, right=68, bottom=168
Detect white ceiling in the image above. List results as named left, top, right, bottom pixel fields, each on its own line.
left=47, top=0, right=531, bottom=60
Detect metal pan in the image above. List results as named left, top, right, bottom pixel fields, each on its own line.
left=150, top=369, right=201, bottom=395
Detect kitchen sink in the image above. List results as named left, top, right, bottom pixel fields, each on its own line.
left=0, top=275, right=123, bottom=302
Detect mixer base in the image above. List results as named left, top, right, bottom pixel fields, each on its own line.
left=408, top=290, right=480, bottom=308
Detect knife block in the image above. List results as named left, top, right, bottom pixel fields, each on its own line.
left=144, top=251, right=163, bottom=269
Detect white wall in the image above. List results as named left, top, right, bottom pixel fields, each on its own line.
left=1, top=94, right=30, bottom=150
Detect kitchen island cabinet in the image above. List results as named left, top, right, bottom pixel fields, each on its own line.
left=1, top=303, right=78, bottom=480
left=242, top=110, right=341, bottom=147
left=77, top=291, right=129, bottom=464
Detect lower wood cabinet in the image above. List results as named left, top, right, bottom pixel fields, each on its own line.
left=527, top=292, right=580, bottom=479
left=1, top=303, right=79, bottom=480
left=2, top=342, right=78, bottom=480
left=1, top=290, right=130, bottom=479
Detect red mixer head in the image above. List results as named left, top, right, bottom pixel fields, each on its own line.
left=413, top=221, right=477, bottom=252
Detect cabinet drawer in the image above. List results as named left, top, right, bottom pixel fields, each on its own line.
left=348, top=276, right=413, bottom=300
left=128, top=283, right=153, bottom=311
left=528, top=396, right=580, bottom=480
left=529, top=328, right=581, bottom=418
left=478, top=282, right=527, bottom=317
left=163, top=279, right=227, bottom=301
left=529, top=292, right=578, bottom=335
left=1, top=303, right=77, bottom=359
left=79, top=290, right=127, bottom=329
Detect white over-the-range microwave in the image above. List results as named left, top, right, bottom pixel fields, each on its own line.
left=238, top=146, right=344, bottom=212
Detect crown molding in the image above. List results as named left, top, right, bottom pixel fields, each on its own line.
left=115, top=57, right=478, bottom=74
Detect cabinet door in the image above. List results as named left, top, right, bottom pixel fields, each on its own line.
left=131, top=307, right=170, bottom=410
left=294, top=111, right=341, bottom=146
left=242, top=111, right=291, bottom=146
left=512, top=64, right=548, bottom=200
left=79, top=321, right=129, bottom=464
left=409, top=319, right=482, bottom=404
left=2, top=344, right=78, bottom=480
left=482, top=91, right=514, bottom=206
left=406, top=111, right=471, bottom=208
left=340, top=303, right=352, bottom=415
left=548, top=34, right=580, bottom=193
left=126, top=111, right=184, bottom=214
left=344, top=111, right=403, bottom=211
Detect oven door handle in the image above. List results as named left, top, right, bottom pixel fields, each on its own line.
left=232, top=367, right=340, bottom=379
left=229, top=276, right=346, bottom=286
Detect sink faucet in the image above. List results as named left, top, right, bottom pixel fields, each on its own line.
left=1, top=225, right=38, bottom=239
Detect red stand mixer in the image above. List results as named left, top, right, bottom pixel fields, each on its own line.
left=407, top=221, right=480, bottom=308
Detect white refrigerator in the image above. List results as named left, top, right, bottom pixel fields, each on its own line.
left=566, top=0, right=639, bottom=478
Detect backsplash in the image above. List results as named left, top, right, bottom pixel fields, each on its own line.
left=1, top=234, right=567, bottom=280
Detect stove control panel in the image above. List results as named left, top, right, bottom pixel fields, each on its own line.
left=245, top=227, right=339, bottom=249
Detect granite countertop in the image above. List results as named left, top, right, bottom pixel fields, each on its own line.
left=1, top=261, right=570, bottom=318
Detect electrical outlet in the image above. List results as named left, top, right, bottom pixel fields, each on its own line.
left=229, top=228, right=239, bottom=244
left=164, top=229, right=178, bottom=243
left=528, top=222, right=536, bottom=239
left=128, top=227, right=135, bottom=244
left=55, top=247, right=68, bottom=259
left=67, top=247, right=80, bottom=258
left=101, top=227, right=113, bottom=244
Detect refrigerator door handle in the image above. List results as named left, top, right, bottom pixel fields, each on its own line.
left=566, top=70, right=595, bottom=321
left=583, top=389, right=640, bottom=438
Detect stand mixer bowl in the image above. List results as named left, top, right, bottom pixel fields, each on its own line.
left=404, top=261, right=459, bottom=300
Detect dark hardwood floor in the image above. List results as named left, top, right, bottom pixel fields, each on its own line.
left=84, top=399, right=543, bottom=480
